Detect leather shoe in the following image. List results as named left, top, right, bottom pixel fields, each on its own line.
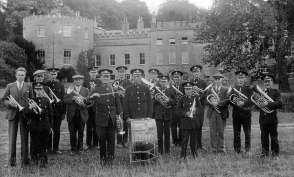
left=53, top=150, right=62, bottom=154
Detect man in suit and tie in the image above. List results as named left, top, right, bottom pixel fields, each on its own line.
left=2, top=67, right=34, bottom=167
left=206, top=73, right=230, bottom=153
left=64, top=75, right=90, bottom=155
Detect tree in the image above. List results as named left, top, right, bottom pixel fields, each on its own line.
left=0, top=41, right=27, bottom=84
left=8, top=35, right=44, bottom=81
left=58, top=66, right=76, bottom=82
left=197, top=0, right=294, bottom=91
left=76, top=49, right=95, bottom=79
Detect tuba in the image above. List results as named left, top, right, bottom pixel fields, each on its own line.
left=154, top=86, right=171, bottom=108
left=28, top=98, right=43, bottom=114
left=171, top=84, right=184, bottom=102
left=229, top=88, right=250, bottom=110
left=66, top=86, right=87, bottom=108
left=7, top=95, right=24, bottom=111
left=251, top=85, right=274, bottom=113
left=206, top=87, right=221, bottom=113
left=48, top=87, right=60, bottom=103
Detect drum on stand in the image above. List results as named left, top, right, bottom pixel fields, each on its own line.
left=129, top=118, right=158, bottom=164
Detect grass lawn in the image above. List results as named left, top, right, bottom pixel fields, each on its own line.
left=0, top=110, right=294, bottom=176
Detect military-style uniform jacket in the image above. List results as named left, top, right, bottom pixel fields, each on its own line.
left=45, top=80, right=66, bottom=115
left=190, top=78, right=208, bottom=106
left=171, top=83, right=184, bottom=112
left=89, top=84, right=122, bottom=127
left=83, top=78, right=102, bottom=90
left=27, top=97, right=53, bottom=132
left=113, top=79, right=132, bottom=107
left=230, top=85, right=253, bottom=118
left=258, top=88, right=283, bottom=124
left=177, top=95, right=202, bottom=129
left=123, top=83, right=153, bottom=119
left=154, top=87, right=176, bottom=120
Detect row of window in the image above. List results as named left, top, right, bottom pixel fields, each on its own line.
left=37, top=49, right=72, bottom=65
left=96, top=53, right=146, bottom=67
left=30, top=26, right=89, bottom=38
left=156, top=37, right=188, bottom=46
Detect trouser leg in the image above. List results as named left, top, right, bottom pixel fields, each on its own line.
left=8, top=117, right=19, bottom=165
left=233, top=116, right=242, bottom=152
left=163, top=120, right=171, bottom=154
left=190, top=129, right=198, bottom=157
left=242, top=117, right=251, bottom=152
left=19, top=113, right=29, bottom=165
left=155, top=119, right=164, bottom=154
left=180, top=130, right=190, bottom=159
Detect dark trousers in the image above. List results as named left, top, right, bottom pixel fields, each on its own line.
left=68, top=110, right=85, bottom=152
left=197, top=107, right=204, bottom=148
left=86, top=108, right=98, bottom=148
left=233, top=116, right=251, bottom=152
left=30, top=130, right=49, bottom=166
left=98, top=118, right=116, bottom=162
left=117, top=114, right=128, bottom=145
left=47, top=112, right=63, bottom=151
left=171, top=112, right=182, bottom=146
left=8, top=112, right=29, bottom=165
left=155, top=119, right=171, bottom=154
left=180, top=129, right=198, bottom=159
left=260, top=123, right=279, bottom=156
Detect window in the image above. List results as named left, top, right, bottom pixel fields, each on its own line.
left=95, top=55, right=101, bottom=66
left=126, top=74, right=130, bottom=80
left=37, top=26, right=45, bottom=37
left=125, top=54, right=130, bottom=65
left=204, top=64, right=211, bottom=70
left=84, top=27, right=89, bottom=39
left=23, top=28, right=26, bottom=39
left=63, top=26, right=71, bottom=37
left=156, top=38, right=163, bottom=46
left=169, top=38, right=176, bottom=45
left=139, top=53, right=145, bottom=65
left=182, top=37, right=188, bottom=44
left=182, top=52, right=189, bottom=64
left=110, top=74, right=115, bottom=80
left=37, top=50, right=45, bottom=63
left=169, top=52, right=176, bottom=64
left=64, top=50, right=71, bottom=65
left=156, top=53, right=163, bottom=65
left=183, top=72, right=189, bottom=81
left=109, top=54, right=115, bottom=66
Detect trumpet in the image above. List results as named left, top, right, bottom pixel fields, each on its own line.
left=206, top=88, right=221, bottom=113
left=251, top=85, right=274, bottom=113
left=171, top=84, right=184, bottom=102
left=154, top=86, right=171, bottom=108
left=7, top=95, right=24, bottom=111
left=66, top=86, right=87, bottom=108
left=28, top=98, right=43, bottom=114
left=48, top=87, right=60, bottom=103
left=188, top=98, right=196, bottom=118
left=42, top=91, right=54, bottom=104
left=229, top=88, right=250, bottom=110
left=116, top=114, right=125, bottom=135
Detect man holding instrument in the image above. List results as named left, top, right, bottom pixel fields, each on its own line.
left=89, top=69, right=122, bottom=165
left=2, top=67, right=34, bottom=168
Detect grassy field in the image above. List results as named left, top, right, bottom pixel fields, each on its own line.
left=0, top=110, right=294, bottom=177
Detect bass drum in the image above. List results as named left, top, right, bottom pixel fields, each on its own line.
left=129, top=118, right=158, bottom=164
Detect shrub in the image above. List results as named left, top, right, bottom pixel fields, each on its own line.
left=58, top=66, right=77, bottom=82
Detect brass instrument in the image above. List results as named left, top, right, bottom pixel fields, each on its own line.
left=141, top=78, right=156, bottom=98
left=66, top=86, right=87, bottom=108
left=7, top=95, right=24, bottom=111
left=171, top=84, right=184, bottom=102
left=28, top=98, right=43, bottom=114
left=188, top=98, right=196, bottom=118
left=251, top=85, right=274, bottom=113
left=229, top=88, right=250, bottom=110
left=90, top=81, right=96, bottom=91
left=48, top=87, right=60, bottom=103
left=112, top=80, right=125, bottom=96
left=193, top=83, right=213, bottom=95
left=116, top=114, right=125, bottom=135
left=42, top=91, right=54, bottom=104
left=206, top=87, right=221, bottom=113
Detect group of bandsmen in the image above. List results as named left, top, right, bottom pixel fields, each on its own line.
left=2, top=64, right=283, bottom=168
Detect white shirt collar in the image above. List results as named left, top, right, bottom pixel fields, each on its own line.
left=16, top=81, right=23, bottom=88
left=75, top=85, right=81, bottom=92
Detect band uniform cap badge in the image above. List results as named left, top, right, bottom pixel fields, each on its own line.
left=32, top=82, right=45, bottom=88
left=212, top=73, right=224, bottom=79
left=171, top=71, right=183, bottom=76
left=116, top=66, right=128, bottom=71
left=130, top=68, right=144, bottom=75
left=158, top=75, right=169, bottom=81
left=261, top=74, right=274, bottom=81
left=182, top=81, right=195, bottom=88
left=190, top=65, right=202, bottom=72
left=148, top=68, right=159, bottom=74
left=98, top=69, right=113, bottom=75
left=47, top=67, right=60, bottom=72
left=235, top=70, right=248, bottom=76
left=87, top=66, right=99, bottom=71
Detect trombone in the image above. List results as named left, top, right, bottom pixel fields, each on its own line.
left=7, top=95, right=24, bottom=111
left=48, top=87, right=60, bottom=103
left=28, top=98, right=43, bottom=114
left=42, top=91, right=54, bottom=104
left=171, top=84, right=184, bottom=101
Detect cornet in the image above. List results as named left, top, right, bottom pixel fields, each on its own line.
left=66, top=86, right=87, bottom=108
left=7, top=95, right=24, bottom=111
left=28, top=98, right=43, bottom=114
left=251, top=85, right=274, bottom=113
left=206, top=88, right=221, bottom=113
left=90, top=82, right=96, bottom=90
left=48, top=87, right=60, bottom=103
left=188, top=98, right=196, bottom=118
left=42, top=91, right=54, bottom=104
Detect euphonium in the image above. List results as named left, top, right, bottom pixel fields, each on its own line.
left=66, top=86, right=87, bottom=108
left=171, top=84, right=184, bottom=102
left=154, top=86, right=171, bottom=108
left=206, top=87, right=221, bottom=113
left=28, top=98, right=43, bottom=114
left=251, top=85, right=274, bottom=113
left=7, top=95, right=24, bottom=111
left=48, top=87, right=60, bottom=103
left=229, top=88, right=250, bottom=110
left=42, top=91, right=54, bottom=103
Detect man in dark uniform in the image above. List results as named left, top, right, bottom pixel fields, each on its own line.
left=154, top=75, right=176, bottom=154
left=148, top=69, right=160, bottom=118
left=190, top=65, right=208, bottom=150
left=114, top=66, right=132, bottom=148
left=83, top=67, right=101, bottom=150
left=230, top=70, right=253, bottom=154
left=46, top=68, right=66, bottom=154
left=33, top=70, right=52, bottom=100
left=170, top=71, right=184, bottom=146
left=28, top=82, right=52, bottom=168
left=177, top=82, right=202, bottom=159
left=89, top=69, right=122, bottom=164
left=255, top=74, right=283, bottom=158
left=124, top=69, right=153, bottom=121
